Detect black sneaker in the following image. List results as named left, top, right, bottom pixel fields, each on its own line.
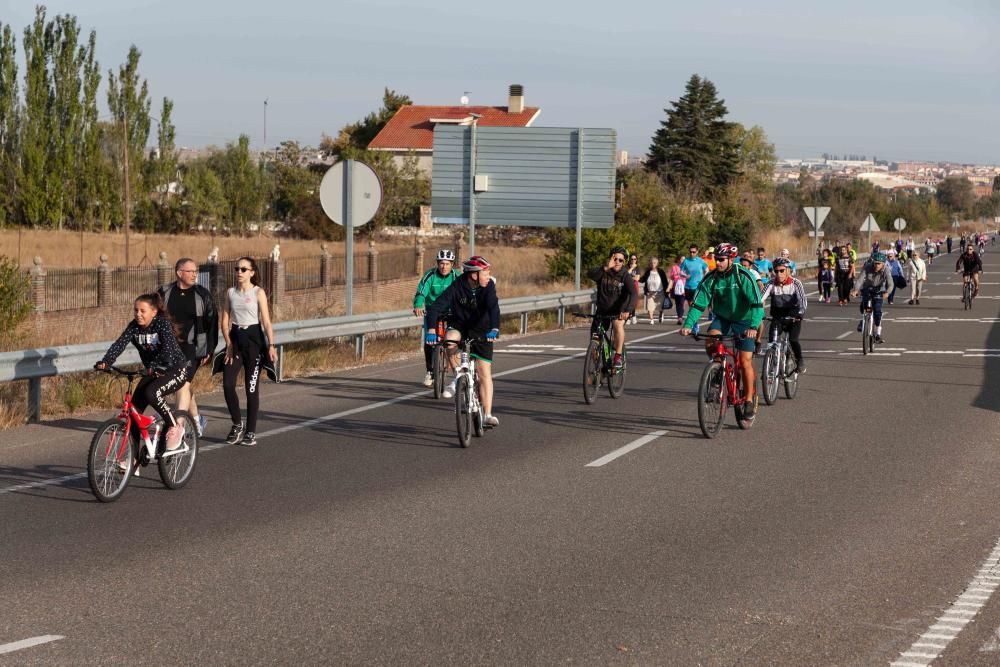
left=225, top=422, right=245, bottom=445
left=794, top=359, right=806, bottom=374
left=857, top=321, right=863, bottom=332
left=875, top=335, right=884, bottom=344
left=742, top=398, right=757, bottom=420
left=241, top=432, right=257, bottom=447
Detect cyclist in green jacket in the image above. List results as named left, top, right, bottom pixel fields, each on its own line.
left=681, top=242, right=765, bottom=418
left=413, top=249, right=462, bottom=386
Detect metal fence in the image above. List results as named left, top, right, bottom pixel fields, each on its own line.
left=109, top=267, right=160, bottom=306
left=285, top=256, right=323, bottom=291
left=379, top=248, right=417, bottom=281
left=45, top=268, right=98, bottom=311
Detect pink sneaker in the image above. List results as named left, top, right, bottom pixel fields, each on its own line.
left=165, top=424, right=185, bottom=451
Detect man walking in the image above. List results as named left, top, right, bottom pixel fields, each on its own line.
left=159, top=258, right=219, bottom=436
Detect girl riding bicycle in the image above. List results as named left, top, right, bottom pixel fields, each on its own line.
left=95, top=293, right=189, bottom=451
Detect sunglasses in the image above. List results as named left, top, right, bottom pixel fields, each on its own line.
left=612, top=256, right=625, bottom=263
left=235, top=266, right=252, bottom=273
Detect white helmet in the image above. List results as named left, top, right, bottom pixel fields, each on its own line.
left=436, top=249, right=455, bottom=262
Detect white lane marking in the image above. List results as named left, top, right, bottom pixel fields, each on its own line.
left=893, top=539, right=1000, bottom=666
left=836, top=331, right=854, bottom=340
left=0, top=635, right=64, bottom=655
left=980, top=626, right=1000, bottom=653
left=2, top=328, right=690, bottom=495
left=585, top=430, right=668, bottom=467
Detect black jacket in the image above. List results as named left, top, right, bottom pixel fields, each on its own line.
left=159, top=282, right=219, bottom=358
left=425, top=276, right=500, bottom=333
left=588, top=266, right=639, bottom=316
left=102, top=316, right=186, bottom=371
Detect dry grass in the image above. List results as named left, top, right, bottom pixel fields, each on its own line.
left=0, top=228, right=415, bottom=269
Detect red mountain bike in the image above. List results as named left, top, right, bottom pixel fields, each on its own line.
left=693, top=332, right=757, bottom=438
left=87, top=366, right=198, bottom=502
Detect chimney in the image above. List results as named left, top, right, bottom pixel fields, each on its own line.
left=508, top=84, right=524, bottom=114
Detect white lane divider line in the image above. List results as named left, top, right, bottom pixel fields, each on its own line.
left=0, top=635, right=64, bottom=655
left=0, top=472, right=87, bottom=496
left=836, top=331, right=854, bottom=340
left=893, top=539, right=1000, bottom=666
left=585, top=430, right=668, bottom=467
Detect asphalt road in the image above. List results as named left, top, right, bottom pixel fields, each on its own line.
left=3, top=248, right=1000, bottom=665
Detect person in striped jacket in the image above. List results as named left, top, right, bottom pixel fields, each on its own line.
left=761, top=257, right=808, bottom=373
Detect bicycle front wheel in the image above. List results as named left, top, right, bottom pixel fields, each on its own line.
left=734, top=369, right=755, bottom=430
left=472, top=380, right=485, bottom=437
left=432, top=344, right=447, bottom=399
left=87, top=418, right=133, bottom=503
left=965, top=282, right=973, bottom=310
left=761, top=347, right=779, bottom=405
left=607, top=347, right=626, bottom=398
left=455, top=375, right=472, bottom=448
left=697, top=361, right=726, bottom=439
left=582, top=339, right=601, bottom=404
left=783, top=346, right=800, bottom=400
left=862, top=315, right=872, bottom=355
left=158, top=411, right=198, bottom=490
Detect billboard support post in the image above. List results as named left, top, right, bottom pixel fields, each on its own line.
left=575, top=129, right=585, bottom=290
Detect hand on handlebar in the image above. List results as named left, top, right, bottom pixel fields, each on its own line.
left=425, top=331, right=438, bottom=345
left=94, top=361, right=107, bottom=371
left=680, top=328, right=692, bottom=337
left=485, top=328, right=499, bottom=341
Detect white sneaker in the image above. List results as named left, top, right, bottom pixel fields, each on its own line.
left=649, top=318, right=655, bottom=325
left=165, top=425, right=185, bottom=451
left=484, top=414, right=499, bottom=427
left=442, top=379, right=457, bottom=399
left=422, top=371, right=434, bottom=387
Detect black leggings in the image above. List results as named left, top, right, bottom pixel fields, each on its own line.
left=224, top=330, right=263, bottom=433
left=836, top=274, right=852, bottom=301
left=768, top=318, right=803, bottom=361
left=134, top=367, right=188, bottom=428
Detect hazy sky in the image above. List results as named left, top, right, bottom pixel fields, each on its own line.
left=2, top=0, right=998, bottom=163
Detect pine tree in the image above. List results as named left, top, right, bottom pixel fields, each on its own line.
left=0, top=23, right=19, bottom=226
left=647, top=74, right=739, bottom=199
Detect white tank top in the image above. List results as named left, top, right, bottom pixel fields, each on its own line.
left=228, top=286, right=260, bottom=327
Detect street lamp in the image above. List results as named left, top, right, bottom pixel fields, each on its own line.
left=468, top=112, right=481, bottom=256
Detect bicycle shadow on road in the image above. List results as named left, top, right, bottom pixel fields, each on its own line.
left=973, top=316, right=1000, bottom=412
left=0, top=463, right=93, bottom=503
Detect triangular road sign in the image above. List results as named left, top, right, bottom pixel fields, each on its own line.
left=860, top=213, right=880, bottom=233
left=803, top=206, right=831, bottom=228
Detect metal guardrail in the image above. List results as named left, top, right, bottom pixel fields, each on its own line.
left=0, top=289, right=596, bottom=422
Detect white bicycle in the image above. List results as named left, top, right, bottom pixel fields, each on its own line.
left=450, top=337, right=493, bottom=448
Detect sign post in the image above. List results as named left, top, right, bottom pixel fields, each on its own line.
left=860, top=213, right=880, bottom=249
left=319, top=159, right=383, bottom=315
left=804, top=206, right=830, bottom=241
left=892, top=217, right=907, bottom=240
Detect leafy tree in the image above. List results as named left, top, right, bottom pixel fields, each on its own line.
left=180, top=159, right=227, bottom=230
left=0, top=23, right=18, bottom=226
left=647, top=74, right=739, bottom=199
left=731, top=123, right=777, bottom=191
left=107, top=44, right=152, bottom=227
left=936, top=176, right=975, bottom=214
left=0, top=254, right=30, bottom=349
left=146, top=96, right=177, bottom=202
left=18, top=6, right=50, bottom=228
left=320, top=87, right=411, bottom=157
left=210, top=134, right=264, bottom=233
left=76, top=28, right=101, bottom=229
left=47, top=13, right=86, bottom=230
left=269, top=140, right=320, bottom=221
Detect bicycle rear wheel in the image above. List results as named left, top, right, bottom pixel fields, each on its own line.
left=582, top=339, right=601, bottom=404
left=783, top=346, right=800, bottom=400
left=455, top=375, right=472, bottom=448
left=608, top=347, right=626, bottom=398
left=697, top=361, right=726, bottom=439
left=158, top=411, right=198, bottom=490
left=761, top=346, right=779, bottom=405
left=432, top=344, right=447, bottom=399
left=87, top=418, right=133, bottom=502
left=964, top=282, right=973, bottom=310
left=472, top=379, right=485, bottom=437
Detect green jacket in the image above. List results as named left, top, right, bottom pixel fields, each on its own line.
left=683, top=265, right=764, bottom=329
left=413, top=268, right=461, bottom=309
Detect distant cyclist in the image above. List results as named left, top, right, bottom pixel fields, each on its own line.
left=587, top=246, right=640, bottom=370
left=413, top=249, right=462, bottom=386
left=852, top=252, right=893, bottom=344
left=956, top=243, right=983, bottom=298
left=761, top=257, right=808, bottom=373
left=425, top=256, right=501, bottom=427
left=681, top=243, right=764, bottom=419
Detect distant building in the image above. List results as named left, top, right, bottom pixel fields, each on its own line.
left=367, top=84, right=540, bottom=174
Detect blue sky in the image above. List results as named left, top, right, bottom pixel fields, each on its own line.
left=2, top=0, right=998, bottom=163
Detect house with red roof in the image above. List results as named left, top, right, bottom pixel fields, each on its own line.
left=367, top=84, right=540, bottom=173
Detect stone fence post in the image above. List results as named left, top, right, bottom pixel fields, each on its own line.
left=320, top=243, right=331, bottom=287
left=157, top=251, right=172, bottom=286
left=368, top=240, right=378, bottom=282
left=208, top=257, right=222, bottom=304
left=415, top=240, right=425, bottom=275
left=272, top=258, right=285, bottom=318
left=29, top=256, right=46, bottom=313
left=455, top=232, right=467, bottom=264
left=97, top=255, right=112, bottom=307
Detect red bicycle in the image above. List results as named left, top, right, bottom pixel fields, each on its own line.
left=694, top=333, right=757, bottom=438
left=87, top=366, right=198, bottom=502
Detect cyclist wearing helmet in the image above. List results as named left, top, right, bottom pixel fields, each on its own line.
left=761, top=257, right=808, bottom=373
left=852, top=251, right=893, bottom=344
left=681, top=243, right=764, bottom=419
left=424, top=256, right=502, bottom=427
left=587, top=246, right=640, bottom=369
left=955, top=243, right=983, bottom=298
left=413, top=249, right=462, bottom=386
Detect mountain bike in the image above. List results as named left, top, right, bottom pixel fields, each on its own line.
left=575, top=313, right=627, bottom=404
left=693, top=332, right=756, bottom=438
left=760, top=317, right=800, bottom=404
left=450, top=337, right=494, bottom=448
left=859, top=292, right=877, bottom=355
left=961, top=272, right=976, bottom=310
left=430, top=318, right=449, bottom=398
left=87, top=366, right=198, bottom=502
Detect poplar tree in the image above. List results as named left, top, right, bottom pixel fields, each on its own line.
left=18, top=6, right=50, bottom=227
left=0, top=23, right=19, bottom=226
left=106, top=44, right=151, bottom=228
left=47, top=13, right=85, bottom=229
left=148, top=96, right=176, bottom=201
left=77, top=29, right=101, bottom=229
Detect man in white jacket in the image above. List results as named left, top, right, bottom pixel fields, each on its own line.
left=907, top=249, right=927, bottom=305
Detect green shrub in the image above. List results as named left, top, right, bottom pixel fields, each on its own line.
left=0, top=255, right=31, bottom=349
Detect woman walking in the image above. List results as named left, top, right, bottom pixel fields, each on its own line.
left=835, top=246, right=854, bottom=305
left=669, top=254, right=686, bottom=324
left=625, top=254, right=641, bottom=324
left=220, top=257, right=278, bottom=447
left=640, top=257, right=669, bottom=324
